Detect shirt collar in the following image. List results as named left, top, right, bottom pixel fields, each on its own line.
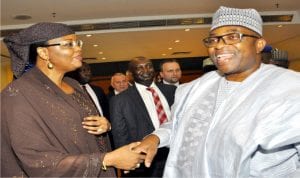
left=163, top=80, right=180, bottom=87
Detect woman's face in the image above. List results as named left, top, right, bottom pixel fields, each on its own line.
left=44, top=34, right=83, bottom=73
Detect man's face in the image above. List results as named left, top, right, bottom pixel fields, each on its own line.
left=160, top=62, right=182, bottom=84
left=131, top=59, right=155, bottom=85
left=78, top=64, right=92, bottom=84
left=111, top=75, right=129, bottom=93
left=207, top=26, right=265, bottom=81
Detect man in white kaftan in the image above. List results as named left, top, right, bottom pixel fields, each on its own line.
left=134, top=6, right=300, bottom=178
left=155, top=64, right=300, bottom=177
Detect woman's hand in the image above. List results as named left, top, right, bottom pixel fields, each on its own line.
left=82, top=116, right=111, bottom=135
left=103, top=142, right=146, bottom=171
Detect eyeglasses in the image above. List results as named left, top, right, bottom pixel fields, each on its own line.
left=203, top=32, right=259, bottom=48
left=42, top=40, right=83, bottom=49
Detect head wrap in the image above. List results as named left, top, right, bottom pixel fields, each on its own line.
left=3, top=22, right=74, bottom=78
left=211, top=6, right=263, bottom=36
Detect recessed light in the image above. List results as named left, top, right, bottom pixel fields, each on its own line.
left=98, top=51, right=103, bottom=54
left=13, top=14, right=32, bottom=20
left=93, top=44, right=98, bottom=47
left=101, top=57, right=106, bottom=60
left=86, top=34, right=92, bottom=37
left=168, top=47, right=173, bottom=50
left=277, top=25, right=283, bottom=28
left=175, top=40, right=180, bottom=43
left=184, top=28, right=190, bottom=32
left=162, top=53, right=166, bottom=56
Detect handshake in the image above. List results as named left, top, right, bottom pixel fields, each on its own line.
left=102, top=134, right=160, bottom=172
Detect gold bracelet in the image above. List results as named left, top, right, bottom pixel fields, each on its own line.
left=101, top=160, right=107, bottom=171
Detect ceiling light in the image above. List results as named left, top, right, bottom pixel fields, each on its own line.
left=101, top=57, right=106, bottom=60
left=184, top=28, right=190, bottom=32
left=93, top=44, right=98, bottom=47
left=175, top=40, right=180, bottom=43
left=162, top=53, right=166, bottom=56
left=86, top=34, right=92, bottom=37
left=13, top=14, right=32, bottom=20
left=168, top=47, right=173, bottom=50
left=98, top=51, right=103, bottom=54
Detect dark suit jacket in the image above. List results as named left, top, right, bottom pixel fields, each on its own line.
left=90, top=84, right=110, bottom=119
left=109, top=82, right=176, bottom=177
left=106, top=90, right=116, bottom=102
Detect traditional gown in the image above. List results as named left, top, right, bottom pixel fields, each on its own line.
left=1, top=67, right=116, bottom=177
left=154, top=64, right=300, bottom=178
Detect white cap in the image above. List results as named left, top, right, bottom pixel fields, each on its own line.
left=211, top=6, right=263, bottom=36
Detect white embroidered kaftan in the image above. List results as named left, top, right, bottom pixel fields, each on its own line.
left=154, top=64, right=300, bottom=178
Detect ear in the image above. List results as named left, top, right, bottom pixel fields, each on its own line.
left=256, top=38, right=266, bottom=54
left=111, top=78, right=114, bottom=86
left=37, top=47, right=49, bottom=60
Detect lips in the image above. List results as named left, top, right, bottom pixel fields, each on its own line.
left=216, top=53, right=233, bottom=66
left=74, top=55, right=83, bottom=61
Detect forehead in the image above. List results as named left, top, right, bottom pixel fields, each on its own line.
left=163, top=62, right=180, bottom=68
left=113, top=75, right=126, bottom=80
left=47, top=34, right=76, bottom=43
left=209, top=26, right=257, bottom=36
left=133, top=59, right=152, bottom=66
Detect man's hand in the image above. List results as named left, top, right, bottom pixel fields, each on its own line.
left=104, top=142, right=145, bottom=170
left=132, top=134, right=160, bottom=167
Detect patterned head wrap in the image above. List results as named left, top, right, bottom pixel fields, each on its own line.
left=211, top=6, right=263, bottom=36
left=3, top=22, right=74, bottom=78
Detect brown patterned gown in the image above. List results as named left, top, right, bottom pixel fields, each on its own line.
left=1, top=67, right=116, bottom=177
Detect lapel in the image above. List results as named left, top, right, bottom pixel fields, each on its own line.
left=128, top=85, right=155, bottom=128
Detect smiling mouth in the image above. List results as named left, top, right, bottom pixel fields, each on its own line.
left=216, top=54, right=233, bottom=65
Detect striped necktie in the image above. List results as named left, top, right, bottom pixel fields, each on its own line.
left=146, top=87, right=167, bottom=125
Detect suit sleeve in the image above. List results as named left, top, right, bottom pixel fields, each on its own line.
left=109, top=95, right=131, bottom=148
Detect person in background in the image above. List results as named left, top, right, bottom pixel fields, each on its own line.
left=159, top=59, right=182, bottom=87
left=68, top=61, right=110, bottom=119
left=125, top=70, right=134, bottom=86
left=155, top=72, right=162, bottom=83
left=134, top=6, right=300, bottom=178
left=1, top=22, right=145, bottom=177
left=110, top=57, right=176, bottom=177
left=107, top=72, right=129, bottom=101
left=202, top=57, right=217, bottom=73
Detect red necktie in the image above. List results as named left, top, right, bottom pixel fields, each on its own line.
left=147, top=87, right=167, bottom=125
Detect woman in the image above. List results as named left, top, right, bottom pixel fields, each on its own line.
left=1, top=22, right=144, bottom=177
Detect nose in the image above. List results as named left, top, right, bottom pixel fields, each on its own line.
left=141, top=66, right=151, bottom=73
left=215, top=37, right=227, bottom=49
left=74, top=45, right=82, bottom=51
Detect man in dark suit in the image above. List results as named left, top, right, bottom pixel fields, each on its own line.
left=71, top=62, right=110, bottom=118
left=110, top=57, right=176, bottom=177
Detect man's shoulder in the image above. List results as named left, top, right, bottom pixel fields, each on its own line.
left=89, top=84, right=105, bottom=93
left=112, top=86, right=138, bottom=100
left=156, top=82, right=177, bottom=90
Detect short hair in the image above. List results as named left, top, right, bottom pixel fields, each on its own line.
left=128, top=56, right=148, bottom=72
left=111, top=72, right=126, bottom=80
left=159, top=59, right=180, bottom=72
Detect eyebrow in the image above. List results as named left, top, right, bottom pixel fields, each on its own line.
left=209, top=29, right=239, bottom=36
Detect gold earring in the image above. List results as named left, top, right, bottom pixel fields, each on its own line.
left=47, top=62, right=54, bottom=69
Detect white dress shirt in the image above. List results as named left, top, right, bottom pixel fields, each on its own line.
left=163, top=80, right=180, bottom=87
left=135, top=82, right=171, bottom=129
left=83, top=83, right=103, bottom=116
